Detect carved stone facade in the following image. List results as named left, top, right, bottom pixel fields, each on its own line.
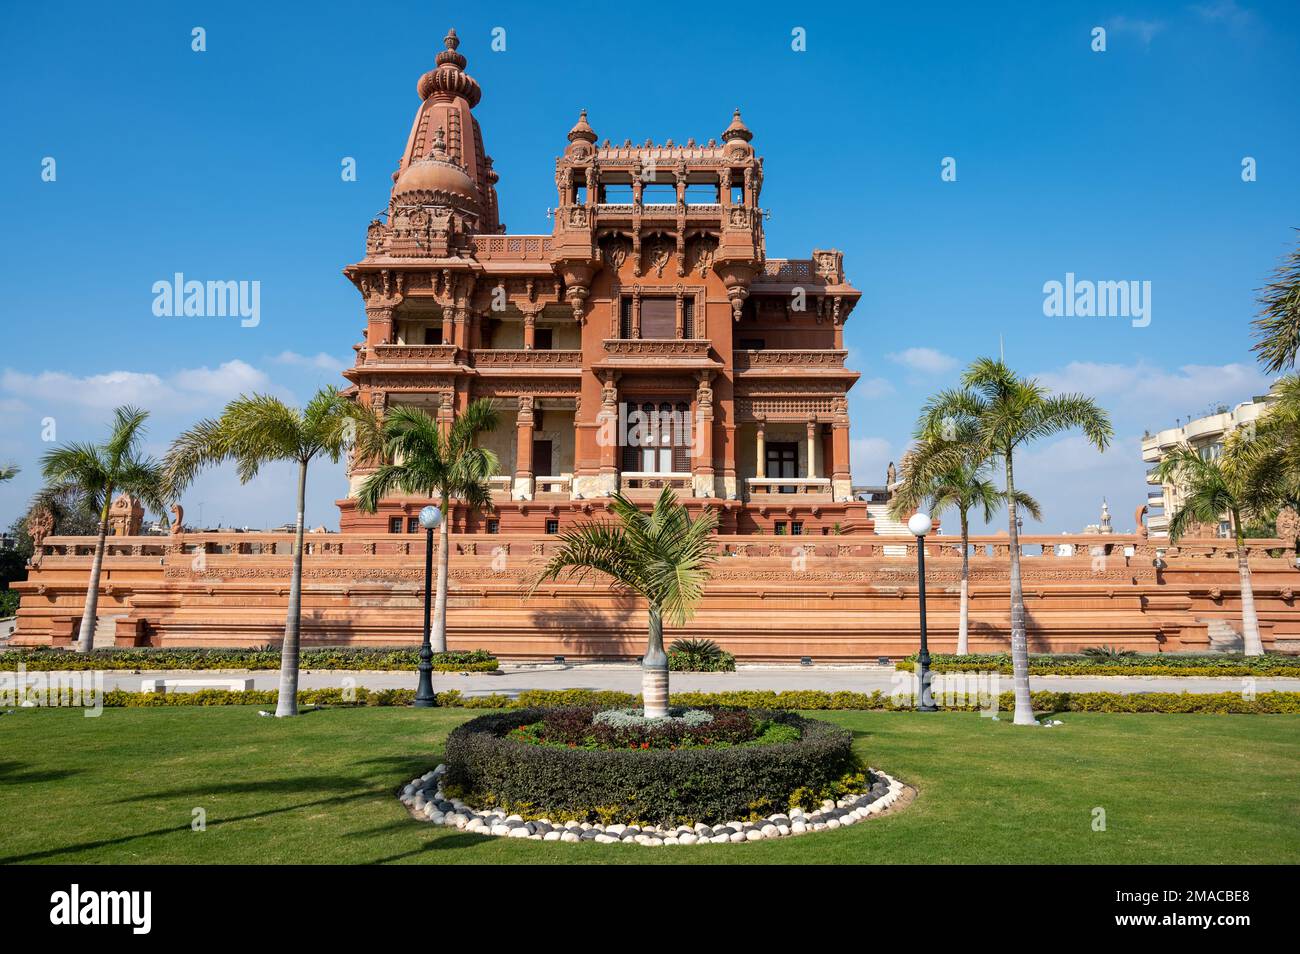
left=339, top=29, right=867, bottom=535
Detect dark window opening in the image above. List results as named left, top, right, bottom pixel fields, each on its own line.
left=423, top=326, right=443, bottom=345
left=545, top=519, right=559, bottom=534
left=766, top=443, right=798, bottom=492
left=619, top=297, right=633, bottom=339
left=486, top=519, right=499, bottom=534
left=406, top=516, right=420, bottom=533
left=533, top=439, right=553, bottom=477
left=388, top=517, right=402, bottom=534
left=774, top=521, right=788, bottom=535
left=791, top=522, right=804, bottom=536
left=683, top=297, right=695, bottom=339
left=739, top=338, right=765, bottom=350
left=534, top=327, right=553, bottom=350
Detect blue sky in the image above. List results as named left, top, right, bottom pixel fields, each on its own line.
left=1, top=0, right=1297, bottom=532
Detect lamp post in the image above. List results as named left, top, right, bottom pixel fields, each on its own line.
left=907, top=511, right=938, bottom=712
left=415, top=504, right=442, bottom=708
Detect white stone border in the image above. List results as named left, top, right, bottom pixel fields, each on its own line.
left=398, top=764, right=908, bottom=846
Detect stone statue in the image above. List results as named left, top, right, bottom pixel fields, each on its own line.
left=171, top=503, right=185, bottom=535
left=886, top=461, right=897, bottom=486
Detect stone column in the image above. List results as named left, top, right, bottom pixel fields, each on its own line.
left=513, top=396, right=535, bottom=500
left=806, top=418, right=818, bottom=480
left=521, top=305, right=538, bottom=350
left=831, top=397, right=852, bottom=501
left=692, top=372, right=715, bottom=498
left=365, top=304, right=394, bottom=349
left=755, top=420, right=766, bottom=479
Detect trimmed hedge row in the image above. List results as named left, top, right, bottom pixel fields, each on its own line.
left=0, top=647, right=499, bottom=673
left=441, top=708, right=861, bottom=824
left=48, top=686, right=1300, bottom=713
left=897, top=652, right=1300, bottom=677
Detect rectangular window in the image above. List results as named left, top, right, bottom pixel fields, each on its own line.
left=545, top=519, right=559, bottom=534
left=739, top=338, right=765, bottom=350
left=388, top=517, right=402, bottom=534
left=641, top=183, right=676, bottom=204
left=534, top=327, right=553, bottom=350
left=486, top=519, right=499, bottom=534
left=766, top=443, right=798, bottom=491
left=683, top=182, right=718, bottom=204
left=774, top=521, right=787, bottom=535
left=602, top=183, right=634, bottom=204
left=640, top=298, right=676, bottom=339
left=791, top=522, right=804, bottom=536
left=683, top=297, right=695, bottom=339
left=406, top=516, right=420, bottom=533
left=424, top=326, right=443, bottom=345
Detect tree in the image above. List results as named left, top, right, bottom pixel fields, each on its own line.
left=0, top=463, right=18, bottom=483
left=918, top=358, right=1112, bottom=725
left=354, top=400, right=500, bottom=660
left=164, top=387, right=362, bottom=717
left=40, top=406, right=168, bottom=653
left=533, top=487, right=718, bottom=718
left=1156, top=444, right=1267, bottom=656
left=1251, top=230, right=1300, bottom=373
left=890, top=443, right=1041, bottom=655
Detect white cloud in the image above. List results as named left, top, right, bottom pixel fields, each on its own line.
left=853, top=377, right=895, bottom=399
left=1034, top=360, right=1271, bottom=425
left=1107, top=16, right=1166, bottom=46
left=886, top=347, right=958, bottom=375
left=1192, top=1, right=1255, bottom=28
left=1, top=360, right=273, bottom=414
left=272, top=350, right=345, bottom=372
left=850, top=436, right=895, bottom=487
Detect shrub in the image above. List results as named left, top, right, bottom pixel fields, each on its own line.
left=0, top=589, right=18, bottom=618
left=896, top=652, right=1300, bottom=677
left=668, top=638, right=736, bottom=672
left=442, top=708, right=860, bottom=824
left=0, top=646, right=498, bottom=672
left=514, top=706, right=765, bottom=750
left=1082, top=645, right=1137, bottom=659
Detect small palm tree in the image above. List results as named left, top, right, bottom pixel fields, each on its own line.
left=1251, top=230, right=1300, bottom=372
left=890, top=446, right=1041, bottom=655
left=41, top=407, right=167, bottom=653
left=164, top=387, right=363, bottom=717
left=919, top=358, right=1112, bottom=725
left=355, top=400, right=500, bottom=659
left=533, top=487, right=718, bottom=718
left=0, top=463, right=18, bottom=483
left=1156, top=444, right=1268, bottom=656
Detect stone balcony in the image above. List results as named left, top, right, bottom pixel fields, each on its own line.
left=597, top=338, right=718, bottom=371
left=471, top=349, right=581, bottom=372
left=367, top=344, right=460, bottom=366
left=745, top=477, right=833, bottom=501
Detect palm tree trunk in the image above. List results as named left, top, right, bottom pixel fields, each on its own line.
left=76, top=512, right=111, bottom=654
left=1005, top=454, right=1035, bottom=725
left=642, top=606, right=669, bottom=718
left=430, top=496, right=451, bottom=654
left=1233, top=512, right=1264, bottom=656
left=275, top=459, right=308, bottom=718
left=958, top=509, right=970, bottom=655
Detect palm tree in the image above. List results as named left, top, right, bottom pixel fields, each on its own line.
left=1251, top=230, right=1300, bottom=373
left=164, top=387, right=362, bottom=717
left=0, top=463, right=18, bottom=483
left=1156, top=444, right=1267, bottom=656
left=533, top=487, right=718, bottom=718
left=354, top=400, right=500, bottom=659
left=41, top=407, right=167, bottom=653
left=890, top=446, right=1041, bottom=655
left=917, top=358, right=1112, bottom=725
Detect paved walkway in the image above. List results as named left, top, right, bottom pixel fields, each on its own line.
left=75, top=664, right=1300, bottom=696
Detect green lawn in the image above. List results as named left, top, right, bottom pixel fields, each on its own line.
left=1, top=706, right=1296, bottom=864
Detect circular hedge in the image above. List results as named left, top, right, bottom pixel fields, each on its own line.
left=442, top=708, right=860, bottom=825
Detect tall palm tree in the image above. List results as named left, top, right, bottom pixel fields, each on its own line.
left=1156, top=444, right=1267, bottom=656
left=890, top=446, right=1041, bottom=654
left=355, top=400, right=500, bottom=658
left=532, top=487, right=718, bottom=718
left=1251, top=230, right=1300, bottom=373
left=41, top=406, right=167, bottom=653
left=917, top=358, right=1112, bottom=725
left=164, top=387, right=362, bottom=717
left=0, top=463, right=18, bottom=483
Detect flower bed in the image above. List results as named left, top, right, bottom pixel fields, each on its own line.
left=441, top=707, right=863, bottom=825
left=0, top=646, right=499, bottom=672
left=401, top=763, right=906, bottom=845
left=896, top=651, right=1300, bottom=677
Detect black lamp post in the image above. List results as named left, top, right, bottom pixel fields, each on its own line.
left=908, top=511, right=937, bottom=712
left=414, top=504, right=442, bottom=708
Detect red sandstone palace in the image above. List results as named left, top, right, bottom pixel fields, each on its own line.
left=339, top=30, right=867, bottom=536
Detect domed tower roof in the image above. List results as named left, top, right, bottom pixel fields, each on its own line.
left=721, top=108, right=753, bottom=143
left=567, top=109, right=597, bottom=144
left=391, top=28, right=501, bottom=232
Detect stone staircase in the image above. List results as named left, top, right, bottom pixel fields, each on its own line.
left=94, top=613, right=126, bottom=649
left=867, top=503, right=910, bottom=556
left=1202, top=618, right=1243, bottom=653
